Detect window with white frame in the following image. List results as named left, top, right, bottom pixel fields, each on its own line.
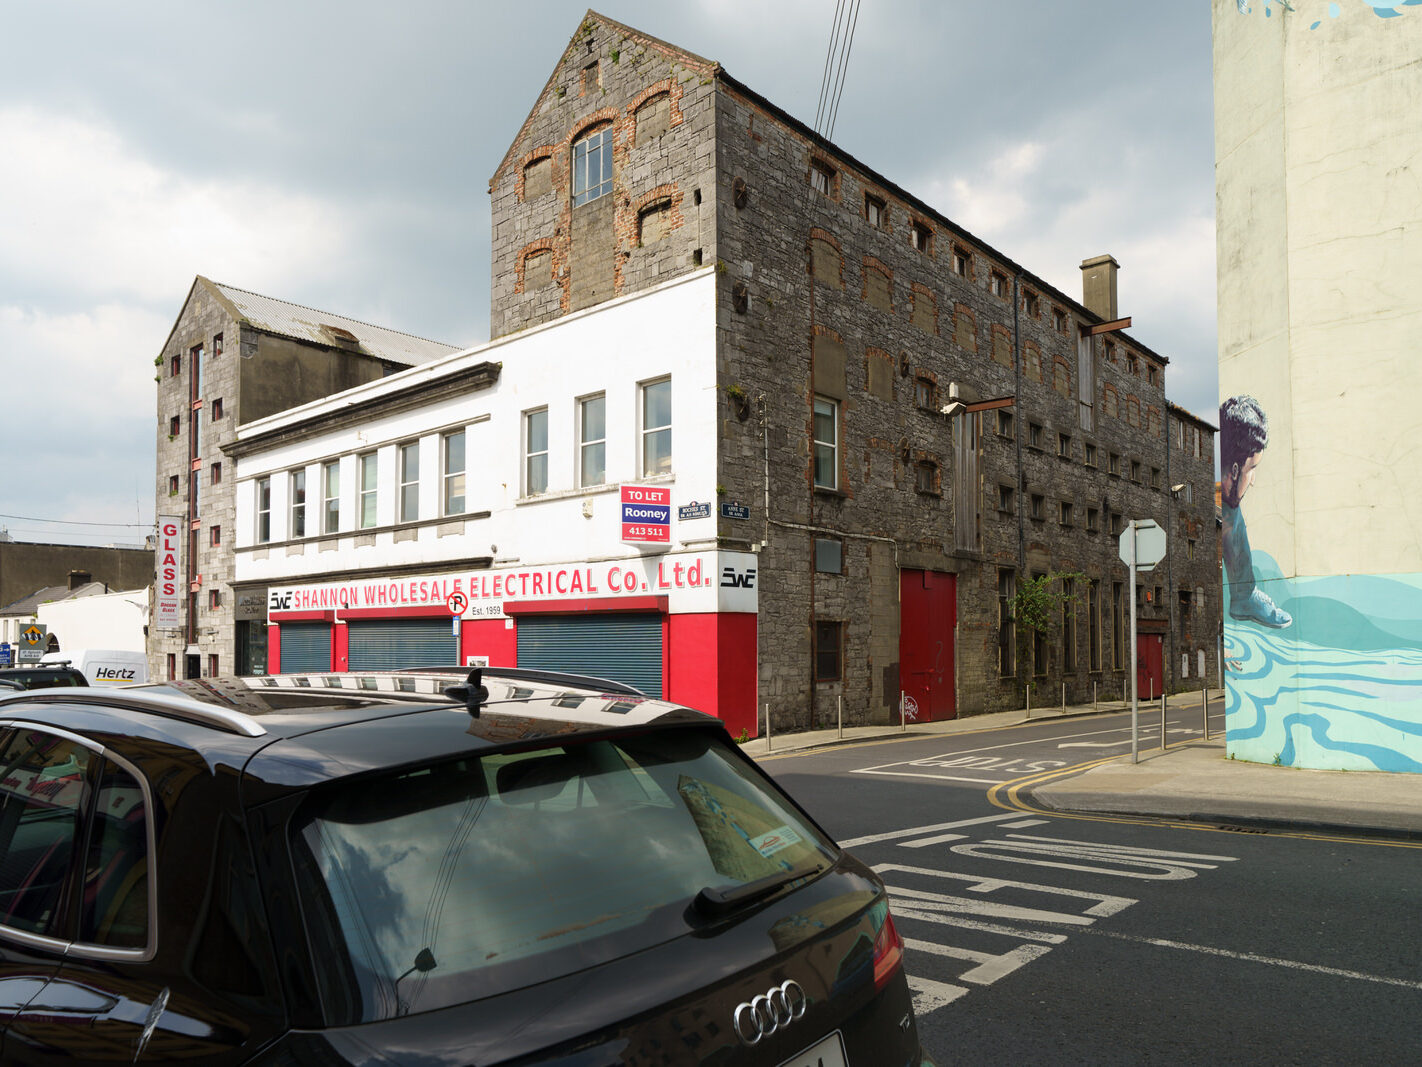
left=641, top=379, right=672, bottom=477
left=579, top=394, right=606, bottom=487
left=572, top=125, right=613, bottom=207
left=256, top=477, right=271, bottom=544
left=525, top=408, right=549, bottom=494
left=359, top=453, right=378, bottom=529
left=322, top=461, right=340, bottom=535
left=290, top=470, right=306, bottom=539
left=812, top=396, right=838, bottom=490
left=398, top=441, right=419, bottom=522
left=443, top=431, right=466, bottom=515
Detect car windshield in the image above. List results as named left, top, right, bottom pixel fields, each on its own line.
left=291, top=728, right=836, bottom=1023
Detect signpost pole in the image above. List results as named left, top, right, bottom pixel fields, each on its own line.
left=1129, top=525, right=1140, bottom=764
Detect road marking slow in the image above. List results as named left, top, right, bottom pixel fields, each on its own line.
left=840, top=811, right=1019, bottom=848
left=906, top=975, right=970, bottom=1014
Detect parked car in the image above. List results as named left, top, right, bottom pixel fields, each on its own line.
left=0, top=669, right=932, bottom=1065
left=39, top=648, right=148, bottom=686
left=0, top=664, right=88, bottom=690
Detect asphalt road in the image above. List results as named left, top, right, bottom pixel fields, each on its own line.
left=761, top=709, right=1422, bottom=1065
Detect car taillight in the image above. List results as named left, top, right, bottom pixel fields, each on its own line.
left=872, top=908, right=904, bottom=990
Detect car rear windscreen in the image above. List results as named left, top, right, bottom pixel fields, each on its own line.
left=290, top=729, right=836, bottom=1023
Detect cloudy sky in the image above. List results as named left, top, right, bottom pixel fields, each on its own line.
left=1, top=1, right=1216, bottom=548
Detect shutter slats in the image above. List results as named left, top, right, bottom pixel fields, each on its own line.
left=280, top=623, right=332, bottom=673
left=516, top=614, right=662, bottom=698
left=348, top=619, right=457, bottom=671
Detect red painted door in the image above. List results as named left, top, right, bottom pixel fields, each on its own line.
left=1136, top=634, right=1164, bottom=700
left=899, top=570, right=957, bottom=722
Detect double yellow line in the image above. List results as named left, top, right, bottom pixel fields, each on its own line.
left=988, top=749, right=1422, bottom=850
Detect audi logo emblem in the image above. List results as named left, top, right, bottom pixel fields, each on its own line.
left=732, top=979, right=808, bottom=1045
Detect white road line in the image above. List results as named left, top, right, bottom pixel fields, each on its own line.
left=900, top=833, right=968, bottom=848
left=1005, top=835, right=1240, bottom=862
left=891, top=905, right=1069, bottom=944
left=1000, top=819, right=1049, bottom=828
left=1082, top=929, right=1422, bottom=991
left=853, top=769, right=1015, bottom=784
left=840, top=812, right=1019, bottom=848
left=905, top=937, right=1052, bottom=985
left=906, top=975, right=970, bottom=1015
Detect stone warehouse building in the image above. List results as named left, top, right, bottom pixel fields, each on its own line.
left=152, top=277, right=458, bottom=681
left=487, top=11, right=1219, bottom=724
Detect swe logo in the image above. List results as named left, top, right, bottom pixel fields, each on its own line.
left=721, top=567, right=757, bottom=590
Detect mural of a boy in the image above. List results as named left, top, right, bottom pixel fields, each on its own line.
left=1220, top=395, right=1291, bottom=628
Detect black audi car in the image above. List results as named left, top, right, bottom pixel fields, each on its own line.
left=0, top=669, right=932, bottom=1064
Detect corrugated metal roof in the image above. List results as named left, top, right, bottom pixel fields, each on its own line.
left=207, top=280, right=460, bottom=367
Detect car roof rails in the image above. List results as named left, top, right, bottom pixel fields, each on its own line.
left=2, top=688, right=267, bottom=738
left=392, top=665, right=645, bottom=697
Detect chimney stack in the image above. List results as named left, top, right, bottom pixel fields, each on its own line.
left=1080, top=254, right=1120, bottom=321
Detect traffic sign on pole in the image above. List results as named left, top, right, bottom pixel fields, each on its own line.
left=1118, top=518, right=1167, bottom=572
left=17, top=624, right=47, bottom=663
left=1121, top=518, right=1167, bottom=762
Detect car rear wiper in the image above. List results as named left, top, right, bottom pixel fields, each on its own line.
left=693, top=864, right=824, bottom=917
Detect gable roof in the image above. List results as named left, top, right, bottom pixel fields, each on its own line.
left=157, top=277, right=461, bottom=369
left=201, top=278, right=460, bottom=367
left=1, top=585, right=76, bottom=617
left=490, top=8, right=716, bottom=187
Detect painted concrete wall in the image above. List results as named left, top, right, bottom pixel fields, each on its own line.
left=38, top=589, right=148, bottom=654
left=1215, top=0, right=1422, bottom=771
left=233, top=270, right=717, bottom=582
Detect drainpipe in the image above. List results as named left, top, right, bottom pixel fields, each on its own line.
left=1012, top=272, right=1025, bottom=700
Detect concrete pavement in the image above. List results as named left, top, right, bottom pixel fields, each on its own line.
left=743, top=694, right=1422, bottom=839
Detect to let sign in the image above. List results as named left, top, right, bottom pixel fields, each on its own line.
left=621, top=485, right=670, bottom=544
left=155, top=515, right=182, bottom=629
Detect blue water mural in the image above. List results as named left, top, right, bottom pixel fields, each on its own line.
left=1225, top=556, right=1422, bottom=772
left=1236, top=0, right=1418, bottom=26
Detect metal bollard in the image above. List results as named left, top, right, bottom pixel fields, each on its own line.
left=838, top=694, right=843, bottom=741
left=765, top=703, right=772, bottom=752
left=1061, top=683, right=1066, bottom=712
left=1093, top=681, right=1098, bottom=712
left=900, top=691, right=906, bottom=732
left=1026, top=683, right=1031, bottom=720
left=1160, top=692, right=1166, bottom=750
left=1202, top=680, right=1209, bottom=741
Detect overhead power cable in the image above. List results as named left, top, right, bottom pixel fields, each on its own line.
left=813, top=0, right=848, bottom=133
left=824, top=0, right=861, bottom=141
left=0, top=512, right=154, bottom=528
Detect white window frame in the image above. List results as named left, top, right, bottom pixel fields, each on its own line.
left=578, top=393, right=606, bottom=488
left=289, top=470, right=306, bottom=539
left=640, top=378, right=672, bottom=478
left=322, top=461, right=340, bottom=535
left=572, top=125, right=613, bottom=207
left=443, top=431, right=466, bottom=516
left=256, top=477, right=271, bottom=544
left=359, top=452, right=378, bottom=529
left=812, top=395, right=839, bottom=491
left=525, top=408, right=549, bottom=494
left=398, top=441, right=420, bottom=523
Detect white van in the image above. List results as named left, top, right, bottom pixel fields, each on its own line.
left=40, top=649, right=148, bottom=686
